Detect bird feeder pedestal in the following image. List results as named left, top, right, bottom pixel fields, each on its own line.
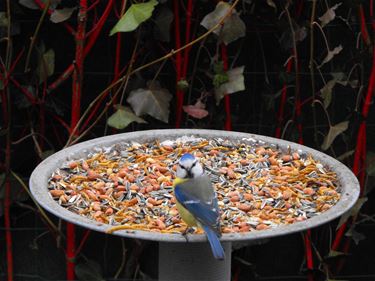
left=159, top=241, right=232, bottom=281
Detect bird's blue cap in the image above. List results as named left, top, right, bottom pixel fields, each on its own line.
left=180, top=153, right=195, bottom=162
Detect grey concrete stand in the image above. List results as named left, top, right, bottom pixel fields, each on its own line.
left=159, top=242, right=232, bottom=281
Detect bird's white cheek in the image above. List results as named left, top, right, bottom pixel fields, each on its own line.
left=176, top=168, right=186, bottom=178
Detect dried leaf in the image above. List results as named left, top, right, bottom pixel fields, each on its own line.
left=200, top=1, right=246, bottom=45
left=328, top=250, right=347, bottom=258
left=266, top=0, right=276, bottom=9
left=336, top=197, right=367, bottom=230
left=37, top=49, right=55, bottom=84
left=107, top=106, right=146, bottom=130
left=215, top=66, right=245, bottom=105
left=319, top=2, right=342, bottom=27
left=153, top=6, right=173, bottom=42
left=110, top=0, right=158, bottom=35
left=183, top=100, right=209, bottom=119
left=50, top=7, right=76, bottom=23
left=320, top=79, right=336, bottom=108
left=75, top=259, right=105, bottom=281
left=321, top=120, right=348, bottom=151
left=337, top=150, right=354, bottom=161
left=345, top=227, right=366, bottom=245
left=127, top=82, right=172, bottom=123
left=318, top=45, right=343, bottom=68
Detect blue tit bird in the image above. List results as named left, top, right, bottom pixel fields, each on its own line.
left=173, top=153, right=225, bottom=260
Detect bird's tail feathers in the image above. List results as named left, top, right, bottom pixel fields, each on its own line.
left=202, top=225, right=225, bottom=260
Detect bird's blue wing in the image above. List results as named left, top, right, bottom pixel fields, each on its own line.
left=175, top=184, right=219, bottom=228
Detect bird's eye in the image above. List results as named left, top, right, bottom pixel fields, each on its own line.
left=192, top=161, right=197, bottom=167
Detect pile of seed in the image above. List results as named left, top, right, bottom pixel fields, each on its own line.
left=48, top=136, right=340, bottom=234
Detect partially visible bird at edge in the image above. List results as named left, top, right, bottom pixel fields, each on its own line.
left=173, top=153, right=225, bottom=260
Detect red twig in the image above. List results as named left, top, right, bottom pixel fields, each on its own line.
left=332, top=17, right=375, bottom=270
left=4, top=180, right=13, bottom=281
left=221, top=44, right=232, bottom=131
left=275, top=59, right=293, bottom=138
left=33, top=0, right=75, bottom=35
left=174, top=0, right=183, bottom=128
left=75, top=230, right=91, bottom=256
left=66, top=1, right=88, bottom=279
left=47, top=0, right=114, bottom=93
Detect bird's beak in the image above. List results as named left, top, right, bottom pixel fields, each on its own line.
left=187, top=169, right=193, bottom=178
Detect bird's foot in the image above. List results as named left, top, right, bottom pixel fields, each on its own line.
left=182, top=227, right=195, bottom=242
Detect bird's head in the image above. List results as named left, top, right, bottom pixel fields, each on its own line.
left=176, top=153, right=204, bottom=179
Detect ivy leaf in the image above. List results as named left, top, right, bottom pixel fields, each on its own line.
left=36, top=49, right=55, bottom=84
left=367, top=151, right=375, bottom=176
left=110, top=0, right=158, bottom=35
left=200, top=1, right=246, bottom=45
left=50, top=7, right=76, bottom=23
left=321, top=120, right=348, bottom=151
left=107, top=106, right=146, bottom=130
left=320, top=79, right=337, bottom=108
left=215, top=66, right=245, bottom=105
left=183, top=100, right=209, bottom=119
left=336, top=197, right=367, bottom=230
left=127, top=81, right=172, bottom=123
left=318, top=45, right=343, bottom=68
left=75, top=259, right=105, bottom=281
left=153, top=6, right=174, bottom=42
left=319, top=2, right=342, bottom=27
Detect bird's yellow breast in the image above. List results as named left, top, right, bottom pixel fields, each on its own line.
left=173, top=177, right=198, bottom=227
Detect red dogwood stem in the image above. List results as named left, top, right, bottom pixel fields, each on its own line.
left=174, top=0, right=183, bottom=128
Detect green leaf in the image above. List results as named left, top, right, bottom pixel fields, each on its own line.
left=37, top=49, right=55, bottom=84
left=75, top=259, right=105, bottom=281
left=213, top=73, right=229, bottom=88
left=127, top=81, right=172, bottom=123
left=177, top=79, right=189, bottom=92
left=107, top=106, right=146, bottom=130
left=336, top=197, right=367, bottom=230
left=320, top=79, right=337, bottom=108
left=337, top=150, right=354, bottom=161
left=200, top=1, right=246, bottom=45
left=215, top=66, right=245, bottom=105
left=366, top=151, right=375, bottom=176
left=153, top=6, right=174, bottom=42
left=321, top=120, right=348, bottom=151
left=0, top=12, right=8, bottom=27
left=110, top=0, right=158, bottom=35
left=50, top=7, right=76, bottom=23
left=214, top=61, right=225, bottom=74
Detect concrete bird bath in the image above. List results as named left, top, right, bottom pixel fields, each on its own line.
left=30, top=129, right=360, bottom=281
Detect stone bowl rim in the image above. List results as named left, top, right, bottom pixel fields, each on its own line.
left=29, top=129, right=360, bottom=242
